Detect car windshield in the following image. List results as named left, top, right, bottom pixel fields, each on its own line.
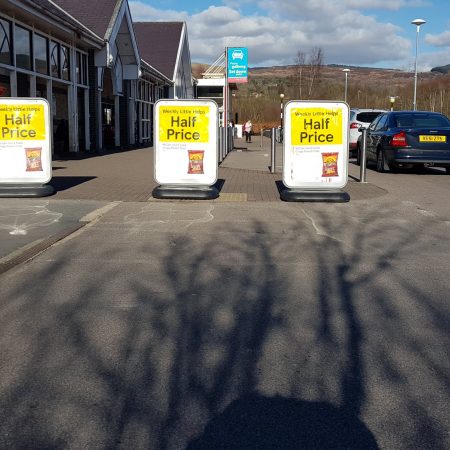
left=356, top=112, right=382, bottom=123
left=393, top=113, right=450, bottom=128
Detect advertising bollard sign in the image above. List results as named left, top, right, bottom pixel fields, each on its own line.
left=0, top=98, right=51, bottom=185
left=283, top=101, right=349, bottom=190
left=154, top=99, right=218, bottom=187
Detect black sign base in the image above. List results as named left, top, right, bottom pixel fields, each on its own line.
left=281, top=188, right=350, bottom=203
left=152, top=185, right=219, bottom=200
left=0, top=184, right=55, bottom=198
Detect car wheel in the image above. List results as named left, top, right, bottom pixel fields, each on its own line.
left=356, top=144, right=361, bottom=166
left=376, top=149, right=388, bottom=173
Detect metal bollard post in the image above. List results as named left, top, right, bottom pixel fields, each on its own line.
left=221, top=127, right=226, bottom=160
left=270, top=127, right=276, bottom=173
left=229, top=126, right=233, bottom=153
left=359, top=127, right=367, bottom=183
left=260, top=129, right=263, bottom=151
left=218, top=127, right=223, bottom=163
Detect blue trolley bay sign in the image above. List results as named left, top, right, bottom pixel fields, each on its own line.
left=227, top=47, right=248, bottom=83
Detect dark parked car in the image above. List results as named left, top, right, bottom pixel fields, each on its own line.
left=356, top=111, right=450, bottom=173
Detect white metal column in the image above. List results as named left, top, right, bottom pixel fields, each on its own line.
left=69, top=46, right=78, bottom=153
left=30, top=74, right=36, bottom=96
left=114, top=94, right=120, bottom=147
left=129, top=80, right=136, bottom=146
left=97, top=89, right=103, bottom=150
left=84, top=88, right=90, bottom=150
left=9, top=71, right=17, bottom=96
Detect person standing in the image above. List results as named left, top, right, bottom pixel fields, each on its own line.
left=244, top=119, right=252, bottom=143
left=228, top=120, right=235, bottom=149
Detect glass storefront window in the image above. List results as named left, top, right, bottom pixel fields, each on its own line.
left=0, top=18, right=12, bottom=66
left=82, top=54, right=87, bottom=84
left=34, top=34, right=48, bottom=74
left=139, top=80, right=155, bottom=102
left=15, top=25, right=31, bottom=70
left=0, top=74, right=10, bottom=96
left=76, top=51, right=88, bottom=85
left=150, top=84, right=155, bottom=103
left=50, top=40, right=60, bottom=78
left=17, top=72, right=29, bottom=97
left=61, top=45, right=70, bottom=81
left=76, top=51, right=81, bottom=83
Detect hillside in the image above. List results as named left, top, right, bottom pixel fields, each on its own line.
left=192, top=62, right=442, bottom=90
left=431, top=64, right=450, bottom=74
left=249, top=64, right=441, bottom=90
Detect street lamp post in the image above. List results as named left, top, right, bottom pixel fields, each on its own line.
left=279, top=93, right=285, bottom=143
left=343, top=69, right=350, bottom=103
left=411, top=18, right=426, bottom=111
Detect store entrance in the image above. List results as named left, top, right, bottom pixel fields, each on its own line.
left=102, top=69, right=115, bottom=149
left=77, top=89, right=86, bottom=152
left=52, top=84, right=69, bottom=155
left=102, top=101, right=115, bottom=148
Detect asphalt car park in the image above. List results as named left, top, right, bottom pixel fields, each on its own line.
left=1, top=142, right=450, bottom=450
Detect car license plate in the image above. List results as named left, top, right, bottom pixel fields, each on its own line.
left=419, top=135, right=446, bottom=142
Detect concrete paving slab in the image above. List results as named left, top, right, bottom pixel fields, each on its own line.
left=0, top=199, right=113, bottom=262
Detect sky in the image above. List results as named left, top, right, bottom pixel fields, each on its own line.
left=129, top=0, right=450, bottom=72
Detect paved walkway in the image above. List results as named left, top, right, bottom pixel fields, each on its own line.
left=49, top=137, right=386, bottom=202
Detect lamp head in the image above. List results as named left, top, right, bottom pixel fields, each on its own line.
left=280, top=93, right=285, bottom=99
left=411, top=18, right=426, bottom=27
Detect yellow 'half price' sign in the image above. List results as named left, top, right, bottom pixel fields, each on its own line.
left=159, top=105, right=210, bottom=143
left=291, top=107, right=343, bottom=146
left=0, top=104, right=46, bottom=140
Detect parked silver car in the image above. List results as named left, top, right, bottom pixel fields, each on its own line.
left=349, top=108, right=386, bottom=157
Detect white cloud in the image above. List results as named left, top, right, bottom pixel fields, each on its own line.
left=425, top=31, right=450, bottom=47
left=130, top=1, right=187, bottom=21
left=418, top=49, right=450, bottom=71
left=343, top=0, right=429, bottom=10
left=129, top=0, right=438, bottom=70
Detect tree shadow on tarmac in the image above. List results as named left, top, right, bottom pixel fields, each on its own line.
left=49, top=175, right=97, bottom=191
left=0, top=201, right=448, bottom=449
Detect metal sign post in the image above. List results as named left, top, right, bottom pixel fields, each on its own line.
left=271, top=127, right=276, bottom=173
left=224, top=48, right=228, bottom=155
left=226, top=47, right=248, bottom=155
left=359, top=127, right=368, bottom=183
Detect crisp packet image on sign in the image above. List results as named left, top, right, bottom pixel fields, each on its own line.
left=25, top=147, right=43, bottom=172
left=322, top=152, right=339, bottom=177
left=188, top=150, right=204, bottom=174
